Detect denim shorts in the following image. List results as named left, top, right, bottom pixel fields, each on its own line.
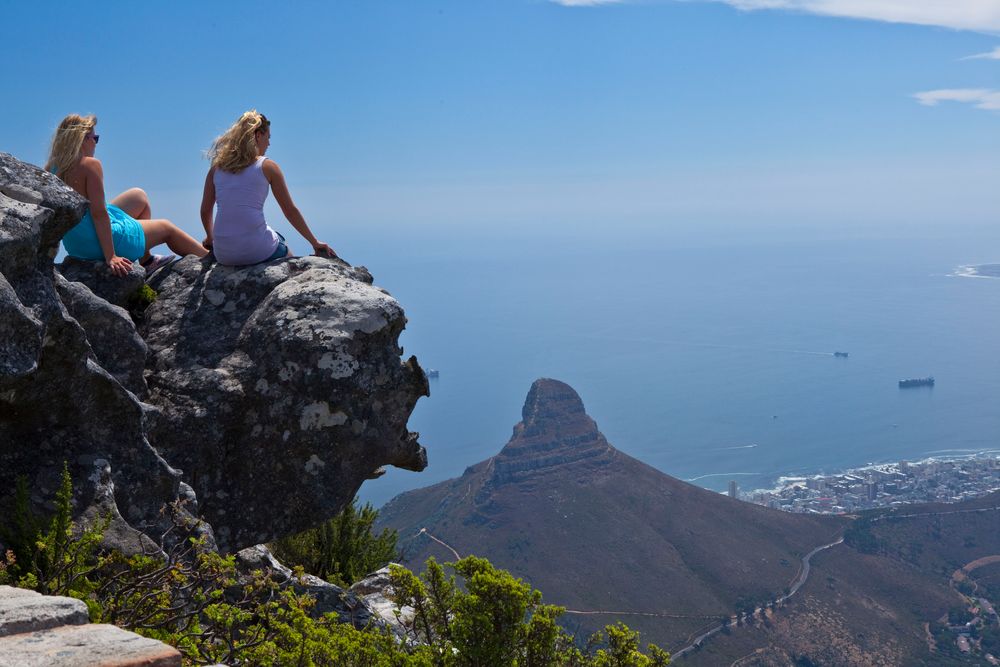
left=266, top=233, right=288, bottom=261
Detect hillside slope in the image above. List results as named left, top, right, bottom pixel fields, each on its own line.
left=378, top=378, right=845, bottom=645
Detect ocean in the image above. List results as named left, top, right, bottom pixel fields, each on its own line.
left=336, top=224, right=1000, bottom=509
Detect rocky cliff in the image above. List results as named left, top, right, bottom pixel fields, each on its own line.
left=0, top=152, right=427, bottom=554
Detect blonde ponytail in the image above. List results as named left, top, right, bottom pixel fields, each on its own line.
left=207, top=110, right=270, bottom=173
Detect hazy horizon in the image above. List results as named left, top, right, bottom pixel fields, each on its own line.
left=5, top=1, right=1000, bottom=255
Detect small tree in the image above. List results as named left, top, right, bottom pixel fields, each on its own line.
left=0, top=464, right=106, bottom=603
left=270, top=498, right=398, bottom=586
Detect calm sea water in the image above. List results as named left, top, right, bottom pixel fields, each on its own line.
left=350, top=226, right=1000, bottom=508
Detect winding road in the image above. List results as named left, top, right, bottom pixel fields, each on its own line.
left=671, top=536, right=844, bottom=660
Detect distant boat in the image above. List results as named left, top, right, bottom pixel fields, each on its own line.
left=426, top=369, right=439, bottom=379
left=898, top=377, right=934, bottom=388
left=833, top=351, right=849, bottom=358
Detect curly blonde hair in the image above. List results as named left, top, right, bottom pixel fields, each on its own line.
left=45, top=114, right=96, bottom=180
left=207, top=110, right=270, bottom=173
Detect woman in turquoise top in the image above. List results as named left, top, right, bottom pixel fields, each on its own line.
left=47, top=114, right=207, bottom=276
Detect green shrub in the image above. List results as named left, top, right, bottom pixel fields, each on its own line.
left=269, top=497, right=398, bottom=587
left=0, top=464, right=106, bottom=607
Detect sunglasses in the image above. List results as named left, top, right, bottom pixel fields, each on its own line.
left=87, top=133, right=100, bottom=144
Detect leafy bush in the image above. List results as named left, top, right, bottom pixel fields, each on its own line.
left=269, top=497, right=398, bottom=587
left=947, top=605, right=973, bottom=626
left=0, top=464, right=106, bottom=605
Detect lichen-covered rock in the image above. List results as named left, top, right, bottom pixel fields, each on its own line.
left=55, top=274, right=148, bottom=397
left=349, top=566, right=413, bottom=639
left=234, top=545, right=380, bottom=629
left=57, top=256, right=146, bottom=310
left=142, top=255, right=428, bottom=551
left=0, top=152, right=194, bottom=547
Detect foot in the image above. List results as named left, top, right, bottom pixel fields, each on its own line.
left=140, top=253, right=177, bottom=275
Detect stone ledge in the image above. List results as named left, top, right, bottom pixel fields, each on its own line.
left=0, top=623, right=181, bottom=667
left=0, top=586, right=181, bottom=667
left=0, top=586, right=88, bottom=637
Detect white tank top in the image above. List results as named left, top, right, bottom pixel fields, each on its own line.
left=213, top=157, right=280, bottom=265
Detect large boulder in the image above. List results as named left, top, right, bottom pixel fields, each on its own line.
left=1, top=151, right=428, bottom=557
left=0, top=152, right=191, bottom=546
left=141, top=255, right=428, bottom=552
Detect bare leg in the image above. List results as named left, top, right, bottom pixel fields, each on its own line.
left=140, top=219, right=209, bottom=259
left=110, top=188, right=152, bottom=219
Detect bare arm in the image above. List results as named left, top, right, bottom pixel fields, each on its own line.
left=262, top=159, right=335, bottom=257
left=83, top=158, right=132, bottom=276
left=200, top=167, right=216, bottom=249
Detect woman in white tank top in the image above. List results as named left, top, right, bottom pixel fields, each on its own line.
left=200, top=111, right=335, bottom=266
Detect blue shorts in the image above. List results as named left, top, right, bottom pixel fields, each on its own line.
left=266, top=232, right=288, bottom=261
left=62, top=204, right=146, bottom=261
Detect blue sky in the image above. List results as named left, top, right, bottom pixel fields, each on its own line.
left=4, top=0, right=1000, bottom=249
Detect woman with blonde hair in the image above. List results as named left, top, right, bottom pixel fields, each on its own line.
left=200, top=110, right=334, bottom=265
left=47, top=114, right=208, bottom=276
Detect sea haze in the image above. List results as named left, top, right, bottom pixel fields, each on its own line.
left=352, top=224, right=1000, bottom=508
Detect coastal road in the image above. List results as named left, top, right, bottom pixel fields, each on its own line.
left=671, top=536, right=844, bottom=661
left=777, top=537, right=844, bottom=603
left=674, top=506, right=1000, bottom=659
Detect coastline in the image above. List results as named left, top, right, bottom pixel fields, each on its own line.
left=742, top=449, right=1000, bottom=513
left=751, top=449, right=1000, bottom=495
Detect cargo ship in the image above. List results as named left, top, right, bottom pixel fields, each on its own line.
left=898, top=377, right=934, bottom=388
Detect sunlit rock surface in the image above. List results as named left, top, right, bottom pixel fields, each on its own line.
left=139, top=240, right=427, bottom=553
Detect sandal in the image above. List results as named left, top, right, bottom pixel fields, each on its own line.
left=140, top=254, right=177, bottom=275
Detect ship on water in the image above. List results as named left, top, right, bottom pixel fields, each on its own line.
left=833, top=351, right=849, bottom=358
left=899, top=377, right=934, bottom=388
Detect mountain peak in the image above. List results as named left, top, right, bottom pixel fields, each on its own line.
left=491, top=379, right=613, bottom=483
left=520, top=378, right=587, bottom=434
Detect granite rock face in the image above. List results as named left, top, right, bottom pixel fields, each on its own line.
left=235, top=545, right=382, bottom=629
left=142, top=255, right=428, bottom=551
left=55, top=274, right=148, bottom=397
left=0, top=152, right=190, bottom=546
left=0, top=151, right=428, bottom=556
left=349, top=566, right=413, bottom=639
left=57, top=256, right=146, bottom=310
